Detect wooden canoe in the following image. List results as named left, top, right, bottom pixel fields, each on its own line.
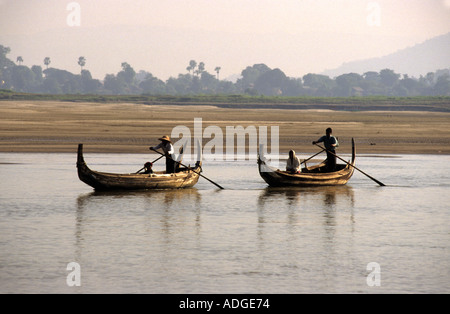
left=258, top=138, right=356, bottom=187
left=77, top=144, right=202, bottom=191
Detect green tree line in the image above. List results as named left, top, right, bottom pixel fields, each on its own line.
left=1, top=44, right=449, bottom=96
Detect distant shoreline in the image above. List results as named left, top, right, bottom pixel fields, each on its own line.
left=155, top=101, right=450, bottom=113
left=1, top=91, right=450, bottom=113
left=1, top=98, right=449, bottom=155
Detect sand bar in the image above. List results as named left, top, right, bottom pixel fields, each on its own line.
left=0, top=100, right=449, bottom=155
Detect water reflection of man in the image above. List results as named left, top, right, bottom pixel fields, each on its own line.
left=312, top=128, right=339, bottom=172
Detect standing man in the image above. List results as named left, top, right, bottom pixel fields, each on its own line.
left=312, top=128, right=339, bottom=172
left=150, top=135, right=175, bottom=174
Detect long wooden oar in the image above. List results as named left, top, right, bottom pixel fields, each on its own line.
left=300, top=149, right=325, bottom=165
left=314, top=143, right=385, bottom=187
left=137, top=146, right=184, bottom=174
left=150, top=148, right=225, bottom=190
left=135, top=155, right=164, bottom=173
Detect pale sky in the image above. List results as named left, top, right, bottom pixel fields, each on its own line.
left=0, top=0, right=449, bottom=80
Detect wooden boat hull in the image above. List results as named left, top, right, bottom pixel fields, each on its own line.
left=258, top=139, right=356, bottom=187
left=77, top=144, right=201, bottom=191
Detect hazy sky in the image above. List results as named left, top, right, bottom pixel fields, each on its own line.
left=1, top=0, right=449, bottom=80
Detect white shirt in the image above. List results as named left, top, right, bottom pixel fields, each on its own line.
left=153, top=141, right=174, bottom=155
left=286, top=151, right=301, bottom=172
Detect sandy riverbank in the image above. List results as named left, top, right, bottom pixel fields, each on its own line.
left=1, top=100, right=449, bottom=155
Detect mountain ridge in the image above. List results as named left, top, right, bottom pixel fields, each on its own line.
left=322, top=32, right=450, bottom=78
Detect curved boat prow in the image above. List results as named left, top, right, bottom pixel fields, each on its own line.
left=258, top=144, right=273, bottom=173
left=77, top=143, right=85, bottom=167
left=258, top=144, right=266, bottom=162
left=351, top=137, right=355, bottom=164
left=195, top=139, right=203, bottom=168
left=77, top=143, right=99, bottom=189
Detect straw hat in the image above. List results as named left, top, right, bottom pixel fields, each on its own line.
left=158, top=135, right=172, bottom=143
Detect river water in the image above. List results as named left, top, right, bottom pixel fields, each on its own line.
left=0, top=152, right=449, bottom=294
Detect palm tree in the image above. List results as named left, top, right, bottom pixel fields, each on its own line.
left=214, top=66, right=221, bottom=80
left=16, top=56, right=23, bottom=65
left=187, top=60, right=197, bottom=76
left=78, top=56, right=86, bottom=72
left=198, top=62, right=205, bottom=73
left=195, top=62, right=205, bottom=77
left=44, top=57, right=51, bottom=69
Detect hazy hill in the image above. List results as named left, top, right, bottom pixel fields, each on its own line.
left=322, top=32, right=450, bottom=78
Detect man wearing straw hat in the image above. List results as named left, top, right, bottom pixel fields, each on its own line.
left=150, top=135, right=175, bottom=173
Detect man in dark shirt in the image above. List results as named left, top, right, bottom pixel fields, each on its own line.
left=313, top=128, right=339, bottom=172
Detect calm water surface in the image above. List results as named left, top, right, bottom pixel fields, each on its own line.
left=0, top=152, right=449, bottom=293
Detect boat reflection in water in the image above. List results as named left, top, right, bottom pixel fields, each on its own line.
left=74, top=188, right=203, bottom=264
left=257, top=185, right=355, bottom=209
left=256, top=185, right=356, bottom=238
left=77, top=188, right=202, bottom=209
